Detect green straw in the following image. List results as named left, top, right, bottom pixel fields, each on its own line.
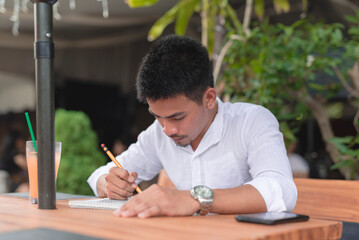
left=25, top=112, right=37, bottom=152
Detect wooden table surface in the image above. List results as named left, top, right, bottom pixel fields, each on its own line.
left=294, top=178, right=359, bottom=223
left=0, top=195, right=342, bottom=240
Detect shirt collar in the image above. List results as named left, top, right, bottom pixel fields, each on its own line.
left=191, top=97, right=224, bottom=156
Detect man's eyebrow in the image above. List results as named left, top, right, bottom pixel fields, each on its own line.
left=148, top=108, right=185, bottom=119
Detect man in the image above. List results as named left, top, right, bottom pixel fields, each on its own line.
left=88, top=35, right=297, bottom=218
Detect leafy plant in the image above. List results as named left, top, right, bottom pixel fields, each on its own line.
left=55, top=109, right=107, bottom=195
left=220, top=17, right=359, bottom=179
left=326, top=12, right=359, bottom=179
left=126, top=0, right=307, bottom=56
left=220, top=19, right=344, bottom=145
left=330, top=134, right=359, bottom=179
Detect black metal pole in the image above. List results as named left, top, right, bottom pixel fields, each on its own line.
left=32, top=0, right=57, bottom=209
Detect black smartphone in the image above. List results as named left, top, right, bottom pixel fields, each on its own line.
left=235, top=212, right=309, bottom=225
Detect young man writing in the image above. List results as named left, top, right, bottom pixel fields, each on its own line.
left=88, top=35, right=297, bottom=218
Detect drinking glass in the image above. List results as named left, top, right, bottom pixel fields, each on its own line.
left=26, top=141, right=62, bottom=204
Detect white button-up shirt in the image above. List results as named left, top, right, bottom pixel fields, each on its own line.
left=88, top=99, right=297, bottom=212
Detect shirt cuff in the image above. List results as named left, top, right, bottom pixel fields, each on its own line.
left=87, top=162, right=114, bottom=196
left=245, top=177, right=287, bottom=212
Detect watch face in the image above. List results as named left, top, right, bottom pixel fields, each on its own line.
left=194, top=185, right=213, bottom=199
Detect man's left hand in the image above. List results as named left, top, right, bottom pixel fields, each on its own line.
left=113, top=184, right=200, bottom=218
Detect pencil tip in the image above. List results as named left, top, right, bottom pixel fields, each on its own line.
left=101, top=143, right=105, bottom=148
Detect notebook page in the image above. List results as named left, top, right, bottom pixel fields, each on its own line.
left=68, top=198, right=127, bottom=210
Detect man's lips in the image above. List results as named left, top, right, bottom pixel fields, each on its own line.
left=170, top=136, right=185, bottom=141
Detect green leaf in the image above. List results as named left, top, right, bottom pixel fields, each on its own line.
left=219, top=0, right=228, bottom=8
left=355, top=134, right=359, bottom=144
left=344, top=15, right=359, bottom=24
left=349, top=27, right=359, bottom=37
left=308, top=83, right=325, bottom=91
left=254, top=0, right=265, bottom=20
left=280, top=121, right=297, bottom=143
left=329, top=136, right=354, bottom=144
left=329, top=136, right=355, bottom=157
left=295, top=113, right=303, bottom=121
left=126, top=0, right=159, bottom=8
left=330, top=160, right=354, bottom=170
left=225, top=5, right=242, bottom=32
left=332, top=28, right=343, bottom=43
left=175, top=0, right=199, bottom=35
left=325, top=102, right=343, bottom=119
left=302, top=0, right=308, bottom=11
left=273, top=0, right=290, bottom=14
left=148, top=4, right=179, bottom=41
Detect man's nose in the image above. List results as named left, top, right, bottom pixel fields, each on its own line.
left=162, top=120, right=178, bottom=136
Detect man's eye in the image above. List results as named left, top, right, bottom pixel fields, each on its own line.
left=174, top=117, right=184, bottom=121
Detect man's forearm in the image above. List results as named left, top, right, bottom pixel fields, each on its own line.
left=211, top=184, right=267, bottom=214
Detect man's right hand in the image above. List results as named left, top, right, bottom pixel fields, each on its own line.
left=96, top=167, right=138, bottom=199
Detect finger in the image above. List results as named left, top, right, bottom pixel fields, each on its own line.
left=117, top=185, right=159, bottom=212
left=110, top=167, right=129, bottom=180
left=109, top=168, right=138, bottom=192
left=128, top=172, right=138, bottom=183
left=113, top=203, right=130, bottom=217
left=115, top=202, right=154, bottom=218
left=105, top=172, right=135, bottom=194
left=114, top=196, right=143, bottom=217
left=106, top=181, right=134, bottom=200
left=107, top=188, right=131, bottom=200
left=137, top=205, right=161, bottom=218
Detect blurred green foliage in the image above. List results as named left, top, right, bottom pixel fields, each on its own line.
left=330, top=134, right=359, bottom=179
left=125, top=0, right=303, bottom=55
left=55, top=109, right=107, bottom=195
left=220, top=17, right=359, bottom=178
left=221, top=19, right=346, bottom=146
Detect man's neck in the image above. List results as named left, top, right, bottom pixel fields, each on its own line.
left=190, top=102, right=218, bottom=151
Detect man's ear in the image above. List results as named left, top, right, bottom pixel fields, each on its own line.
left=203, top=87, right=217, bottom=109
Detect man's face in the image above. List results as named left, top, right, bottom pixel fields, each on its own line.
left=147, top=94, right=210, bottom=149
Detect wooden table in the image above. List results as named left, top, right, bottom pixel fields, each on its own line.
left=0, top=195, right=342, bottom=240
left=294, top=178, right=359, bottom=223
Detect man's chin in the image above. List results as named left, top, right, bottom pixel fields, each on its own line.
left=175, top=142, right=190, bottom=147
left=172, top=137, right=191, bottom=147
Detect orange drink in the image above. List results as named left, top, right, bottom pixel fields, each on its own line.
left=26, top=141, right=62, bottom=204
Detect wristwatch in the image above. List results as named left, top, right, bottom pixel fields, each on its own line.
left=190, top=185, right=214, bottom=216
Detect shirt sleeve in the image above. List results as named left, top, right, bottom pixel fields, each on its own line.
left=243, top=106, right=297, bottom=212
left=87, top=121, right=163, bottom=196
left=87, top=161, right=115, bottom=196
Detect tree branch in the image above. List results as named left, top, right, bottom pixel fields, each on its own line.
left=243, top=0, right=253, bottom=37
left=201, top=0, right=209, bottom=49
left=332, top=66, right=359, bottom=98
left=354, top=110, right=359, bottom=133
left=213, top=35, right=244, bottom=86
left=292, top=88, right=356, bottom=179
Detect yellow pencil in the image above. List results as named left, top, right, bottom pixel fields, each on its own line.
left=101, top=143, right=142, bottom=194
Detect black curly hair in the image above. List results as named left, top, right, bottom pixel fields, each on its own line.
left=136, top=34, right=213, bottom=104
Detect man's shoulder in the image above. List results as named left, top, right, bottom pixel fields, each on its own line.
left=222, top=101, right=265, bottom=117
left=221, top=102, right=277, bottom=128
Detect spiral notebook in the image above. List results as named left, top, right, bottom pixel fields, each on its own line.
left=68, top=198, right=127, bottom=210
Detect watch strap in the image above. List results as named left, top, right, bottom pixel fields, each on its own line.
left=191, top=186, right=213, bottom=216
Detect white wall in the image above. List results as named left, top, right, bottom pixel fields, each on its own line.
left=0, top=71, right=35, bottom=114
